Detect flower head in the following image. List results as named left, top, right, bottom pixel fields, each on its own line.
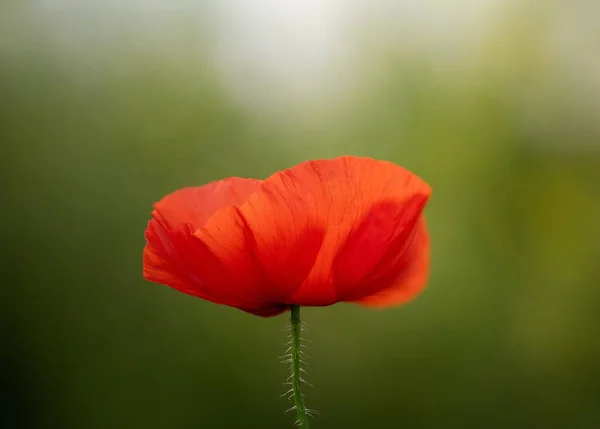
left=143, top=156, right=431, bottom=316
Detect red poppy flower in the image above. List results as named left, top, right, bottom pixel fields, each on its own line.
left=143, top=156, right=431, bottom=317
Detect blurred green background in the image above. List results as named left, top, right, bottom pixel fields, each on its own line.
left=2, top=1, right=600, bottom=428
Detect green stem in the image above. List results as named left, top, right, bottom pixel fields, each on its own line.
left=290, top=305, right=309, bottom=429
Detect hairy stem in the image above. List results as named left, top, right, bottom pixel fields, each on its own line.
left=290, top=305, right=309, bottom=428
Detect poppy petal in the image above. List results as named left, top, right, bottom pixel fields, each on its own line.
left=143, top=178, right=287, bottom=315
left=332, top=195, right=428, bottom=302
left=292, top=156, right=431, bottom=305
left=195, top=175, right=327, bottom=307
left=149, top=178, right=262, bottom=229
left=192, top=206, right=291, bottom=316
left=353, top=219, right=430, bottom=307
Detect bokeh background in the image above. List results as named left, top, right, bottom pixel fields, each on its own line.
left=2, top=1, right=600, bottom=428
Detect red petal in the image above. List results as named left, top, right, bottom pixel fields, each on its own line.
left=332, top=197, right=428, bottom=302
left=281, top=156, right=431, bottom=305
left=194, top=175, right=327, bottom=307
left=144, top=178, right=286, bottom=316
left=192, top=206, right=292, bottom=316
left=149, top=179, right=262, bottom=230
left=353, top=219, right=430, bottom=306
